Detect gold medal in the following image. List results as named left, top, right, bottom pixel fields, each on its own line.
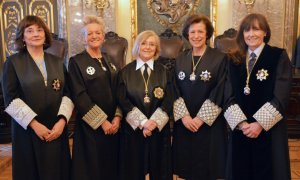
left=52, top=79, right=61, bottom=91
left=189, top=72, right=196, bottom=81
left=244, top=86, right=250, bottom=95
left=144, top=94, right=151, bottom=103
left=154, top=87, right=164, bottom=99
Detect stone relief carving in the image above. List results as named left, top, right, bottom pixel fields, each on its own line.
left=147, top=0, right=200, bottom=28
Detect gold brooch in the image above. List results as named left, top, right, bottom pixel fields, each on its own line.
left=200, top=70, right=211, bottom=82
left=256, top=69, right=269, bottom=81
left=153, top=87, right=164, bottom=99
left=52, top=79, right=61, bottom=91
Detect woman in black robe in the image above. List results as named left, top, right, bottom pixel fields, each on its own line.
left=224, top=13, right=291, bottom=180
left=172, top=14, right=228, bottom=180
left=68, top=16, right=121, bottom=180
left=118, top=30, right=173, bottom=180
left=2, top=15, right=74, bottom=180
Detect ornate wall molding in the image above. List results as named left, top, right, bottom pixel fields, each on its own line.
left=0, top=0, right=24, bottom=61
left=29, top=0, right=54, bottom=32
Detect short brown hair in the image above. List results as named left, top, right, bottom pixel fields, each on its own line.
left=132, top=30, right=161, bottom=60
left=182, top=14, right=214, bottom=41
left=15, top=15, right=52, bottom=51
left=236, top=13, right=271, bottom=53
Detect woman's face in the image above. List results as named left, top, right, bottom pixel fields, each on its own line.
left=84, top=23, right=104, bottom=49
left=188, top=21, right=207, bottom=49
left=243, top=21, right=266, bottom=51
left=139, top=36, right=157, bottom=61
left=23, top=24, right=45, bottom=49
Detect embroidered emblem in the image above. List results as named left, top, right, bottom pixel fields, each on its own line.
left=153, top=87, right=164, bottom=99
left=110, top=63, right=117, bottom=71
left=256, top=69, right=269, bottom=81
left=178, top=71, right=185, bottom=80
left=86, top=66, right=95, bottom=75
left=52, top=79, right=61, bottom=91
left=200, top=70, right=211, bottom=82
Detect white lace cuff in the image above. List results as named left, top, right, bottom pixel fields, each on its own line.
left=224, top=104, right=247, bottom=130
left=5, top=98, right=37, bottom=129
left=196, top=99, right=222, bottom=126
left=126, top=107, right=147, bottom=130
left=150, top=108, right=169, bottom=131
left=82, top=105, right=107, bottom=130
left=253, top=102, right=283, bottom=131
left=173, top=97, right=190, bottom=121
left=57, top=96, right=74, bottom=123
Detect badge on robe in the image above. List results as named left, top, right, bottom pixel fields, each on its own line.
left=178, top=71, right=185, bottom=80
left=86, top=66, right=95, bottom=75
left=256, top=69, right=269, bottom=81
left=200, top=70, right=211, bottom=82
left=52, top=79, right=61, bottom=91
left=153, top=87, right=164, bottom=99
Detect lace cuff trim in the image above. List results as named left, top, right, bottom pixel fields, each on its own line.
left=173, top=97, right=190, bottom=121
left=150, top=108, right=169, bottom=131
left=224, top=104, right=247, bottom=130
left=126, top=107, right=147, bottom=130
left=57, top=96, right=74, bottom=123
left=82, top=105, right=107, bottom=130
left=197, top=99, right=222, bottom=126
left=5, top=98, right=37, bottom=129
left=253, top=102, right=283, bottom=131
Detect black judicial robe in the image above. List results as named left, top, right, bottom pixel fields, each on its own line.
left=173, top=47, right=227, bottom=180
left=118, top=60, right=173, bottom=180
left=225, top=44, right=291, bottom=180
left=2, top=50, right=71, bottom=180
left=68, top=51, right=119, bottom=180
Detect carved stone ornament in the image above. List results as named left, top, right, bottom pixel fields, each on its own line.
left=147, top=0, right=201, bottom=28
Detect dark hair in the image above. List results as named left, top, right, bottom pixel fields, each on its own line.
left=15, top=15, right=52, bottom=51
left=182, top=14, right=214, bottom=41
left=236, top=13, right=271, bottom=54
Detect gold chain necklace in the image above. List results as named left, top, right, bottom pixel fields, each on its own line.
left=96, top=57, right=107, bottom=71
left=190, top=47, right=207, bottom=81
left=244, top=54, right=258, bottom=95
left=141, top=67, right=151, bottom=104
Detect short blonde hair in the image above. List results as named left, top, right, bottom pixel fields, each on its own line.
left=132, top=30, right=161, bottom=60
left=82, top=15, right=105, bottom=35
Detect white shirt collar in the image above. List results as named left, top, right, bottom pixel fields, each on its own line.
left=136, top=58, right=154, bottom=70
left=248, top=43, right=265, bottom=59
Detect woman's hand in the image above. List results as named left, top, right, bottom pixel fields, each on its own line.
left=46, top=118, right=66, bottom=142
left=29, top=119, right=51, bottom=141
left=101, top=120, right=113, bottom=135
left=243, top=122, right=263, bottom=138
left=143, top=128, right=152, bottom=137
left=110, top=116, right=121, bottom=134
left=182, top=115, right=199, bottom=132
left=143, top=120, right=157, bottom=132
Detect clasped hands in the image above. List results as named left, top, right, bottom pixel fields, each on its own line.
left=142, top=120, right=157, bottom=138
left=29, top=118, right=66, bottom=142
left=182, top=115, right=204, bottom=133
left=101, top=116, right=121, bottom=135
left=238, top=121, right=263, bottom=138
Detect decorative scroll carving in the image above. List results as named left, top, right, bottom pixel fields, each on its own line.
left=146, top=0, right=200, bottom=28
left=29, top=0, right=54, bottom=32
left=238, top=0, right=256, bottom=14
left=0, top=1, right=23, bottom=60
left=85, top=0, right=110, bottom=17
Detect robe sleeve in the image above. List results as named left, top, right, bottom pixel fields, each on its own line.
left=2, top=58, right=37, bottom=129
left=253, top=50, right=292, bottom=131
left=57, top=65, right=74, bottom=123
left=223, top=59, right=247, bottom=130
left=116, top=70, right=147, bottom=130
left=195, top=55, right=227, bottom=126
left=68, top=57, right=107, bottom=130
left=150, top=69, right=173, bottom=131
